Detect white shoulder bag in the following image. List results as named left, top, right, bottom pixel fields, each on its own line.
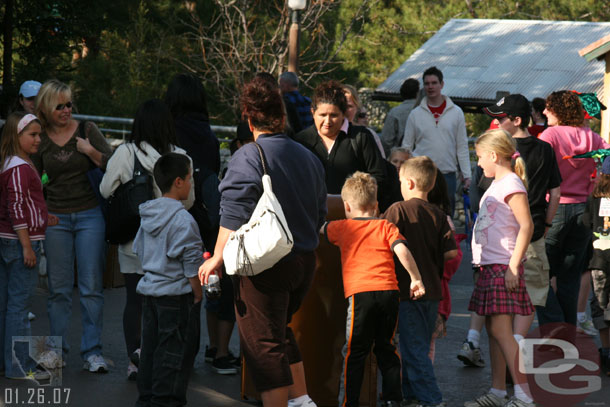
left=223, top=142, right=294, bottom=276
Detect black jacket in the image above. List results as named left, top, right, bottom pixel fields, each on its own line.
left=295, top=123, right=397, bottom=210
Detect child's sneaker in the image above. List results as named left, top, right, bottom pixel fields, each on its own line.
left=458, top=340, right=485, bottom=367
left=205, top=346, right=217, bottom=363
left=212, top=355, right=237, bottom=375
left=464, top=392, right=508, bottom=407
left=502, top=397, right=536, bottom=407
left=577, top=319, right=597, bottom=336
left=83, top=354, right=108, bottom=373
left=127, top=362, right=137, bottom=381
left=227, top=351, right=241, bottom=368
left=288, top=394, right=317, bottom=407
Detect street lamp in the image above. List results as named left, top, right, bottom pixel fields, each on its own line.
left=288, top=0, right=306, bottom=74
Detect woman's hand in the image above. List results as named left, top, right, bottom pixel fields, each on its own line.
left=410, top=279, right=425, bottom=300
left=505, top=263, right=520, bottom=292
left=23, top=246, right=37, bottom=268
left=198, top=254, right=224, bottom=285
left=76, top=136, right=94, bottom=156
left=48, top=215, right=59, bottom=226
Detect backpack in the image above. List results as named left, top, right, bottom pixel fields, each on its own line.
left=105, top=146, right=154, bottom=244
left=190, top=166, right=221, bottom=251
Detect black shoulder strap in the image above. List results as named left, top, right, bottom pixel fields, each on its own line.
left=77, top=120, right=87, bottom=139
left=130, top=145, right=146, bottom=177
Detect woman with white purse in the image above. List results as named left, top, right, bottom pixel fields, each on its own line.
left=198, top=75, right=327, bottom=407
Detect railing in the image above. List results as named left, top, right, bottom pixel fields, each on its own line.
left=72, top=114, right=237, bottom=143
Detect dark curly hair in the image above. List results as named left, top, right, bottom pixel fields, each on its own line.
left=240, top=76, right=285, bottom=133
left=545, top=90, right=585, bottom=127
left=311, top=80, right=347, bottom=114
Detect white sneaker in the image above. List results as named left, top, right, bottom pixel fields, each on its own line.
left=457, top=340, right=485, bottom=367
left=288, top=395, right=317, bottom=407
left=83, top=354, right=108, bottom=373
left=464, top=392, right=508, bottom=407
left=28, top=312, right=36, bottom=321
left=577, top=319, right=597, bottom=336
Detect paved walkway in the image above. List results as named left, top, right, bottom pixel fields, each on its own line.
left=1, top=239, right=609, bottom=406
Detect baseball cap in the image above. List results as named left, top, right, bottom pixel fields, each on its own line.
left=19, top=80, right=42, bottom=98
left=602, top=156, right=610, bottom=175
left=483, top=94, right=531, bottom=122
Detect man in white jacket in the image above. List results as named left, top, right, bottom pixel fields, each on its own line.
left=401, top=66, right=471, bottom=214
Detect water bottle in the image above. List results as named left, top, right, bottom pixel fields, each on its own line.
left=203, top=252, right=221, bottom=299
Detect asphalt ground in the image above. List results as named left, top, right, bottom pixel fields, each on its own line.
left=1, top=238, right=609, bottom=407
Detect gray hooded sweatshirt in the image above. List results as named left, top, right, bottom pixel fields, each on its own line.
left=134, top=197, right=203, bottom=297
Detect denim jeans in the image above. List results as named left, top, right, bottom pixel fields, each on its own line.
left=537, top=203, right=591, bottom=327
left=0, top=238, right=40, bottom=377
left=398, top=300, right=442, bottom=405
left=45, top=206, right=106, bottom=360
left=443, top=172, right=457, bottom=218
left=136, top=294, right=201, bottom=407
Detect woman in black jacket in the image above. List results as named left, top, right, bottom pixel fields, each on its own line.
left=294, top=80, right=396, bottom=210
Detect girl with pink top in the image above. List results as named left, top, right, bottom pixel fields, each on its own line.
left=466, top=129, right=535, bottom=407
left=537, top=91, right=610, bottom=328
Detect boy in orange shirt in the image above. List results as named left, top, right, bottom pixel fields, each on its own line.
left=323, top=171, right=425, bottom=407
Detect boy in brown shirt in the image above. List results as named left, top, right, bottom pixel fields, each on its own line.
left=382, top=156, right=457, bottom=407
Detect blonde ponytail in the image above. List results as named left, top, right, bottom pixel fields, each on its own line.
left=513, top=156, right=528, bottom=190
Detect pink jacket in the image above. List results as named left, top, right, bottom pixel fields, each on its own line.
left=0, top=157, right=48, bottom=240
left=539, top=126, right=610, bottom=204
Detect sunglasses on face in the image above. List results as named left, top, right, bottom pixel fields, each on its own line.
left=55, top=101, right=73, bottom=111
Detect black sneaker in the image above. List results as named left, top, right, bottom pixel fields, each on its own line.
left=227, top=352, right=241, bottom=368
left=212, top=356, right=238, bottom=375
left=205, top=346, right=217, bottom=364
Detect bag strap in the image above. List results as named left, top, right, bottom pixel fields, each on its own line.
left=77, top=120, right=88, bottom=139
left=253, top=142, right=268, bottom=176
left=129, top=144, right=146, bottom=177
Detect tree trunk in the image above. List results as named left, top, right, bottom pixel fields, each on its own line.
left=2, top=0, right=14, bottom=117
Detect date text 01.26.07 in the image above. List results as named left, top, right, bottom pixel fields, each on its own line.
left=4, top=387, right=71, bottom=405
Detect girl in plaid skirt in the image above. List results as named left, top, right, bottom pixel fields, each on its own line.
left=466, top=129, right=535, bottom=407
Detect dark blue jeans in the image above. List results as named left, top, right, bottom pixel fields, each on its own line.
left=537, top=203, right=591, bottom=327
left=398, top=300, right=442, bottom=405
left=443, top=172, right=457, bottom=218
left=136, top=294, right=201, bottom=407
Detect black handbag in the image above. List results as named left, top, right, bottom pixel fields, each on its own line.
left=105, top=146, right=153, bottom=244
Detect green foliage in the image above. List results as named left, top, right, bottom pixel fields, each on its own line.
left=335, top=0, right=610, bottom=89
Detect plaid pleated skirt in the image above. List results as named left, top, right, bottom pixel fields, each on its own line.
left=468, top=263, right=534, bottom=316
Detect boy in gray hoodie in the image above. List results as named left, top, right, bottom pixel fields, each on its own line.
left=133, top=152, right=203, bottom=407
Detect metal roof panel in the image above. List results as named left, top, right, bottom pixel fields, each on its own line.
left=376, top=19, right=610, bottom=104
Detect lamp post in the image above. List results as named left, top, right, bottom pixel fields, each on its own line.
left=288, top=0, right=306, bottom=74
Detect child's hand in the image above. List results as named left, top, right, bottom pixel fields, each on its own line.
left=48, top=215, right=59, bottom=226
left=410, top=279, right=425, bottom=300
left=505, top=264, right=519, bottom=292
left=23, top=246, right=37, bottom=268
left=198, top=254, right=223, bottom=285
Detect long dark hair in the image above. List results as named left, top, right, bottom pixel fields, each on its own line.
left=129, top=99, right=177, bottom=155
left=165, top=73, right=209, bottom=120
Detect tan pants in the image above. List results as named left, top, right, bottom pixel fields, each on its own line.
left=523, top=237, right=550, bottom=306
